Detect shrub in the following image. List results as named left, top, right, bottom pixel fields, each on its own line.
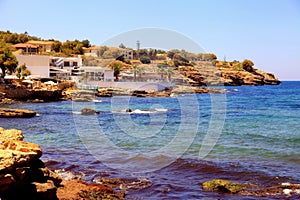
left=140, top=56, right=151, bottom=64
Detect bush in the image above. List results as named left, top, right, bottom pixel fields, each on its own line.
left=242, top=59, right=254, bottom=72
left=140, top=56, right=151, bottom=64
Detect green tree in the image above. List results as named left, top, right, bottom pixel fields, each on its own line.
left=109, top=62, right=122, bottom=81
left=242, top=59, right=254, bottom=72
left=0, top=42, right=18, bottom=78
left=140, top=56, right=151, bottom=64
left=98, top=46, right=109, bottom=57
left=166, top=67, right=174, bottom=82
left=52, top=40, right=62, bottom=52
left=158, top=68, right=166, bottom=80
left=82, top=39, right=91, bottom=48
left=119, top=43, right=126, bottom=48
left=132, top=65, right=138, bottom=81
left=16, top=63, right=30, bottom=79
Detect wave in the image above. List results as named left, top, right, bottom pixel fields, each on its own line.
left=92, top=99, right=102, bottom=103
left=72, top=111, right=82, bottom=115
left=113, top=108, right=168, bottom=114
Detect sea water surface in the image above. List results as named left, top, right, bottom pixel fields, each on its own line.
left=1, top=81, right=300, bottom=199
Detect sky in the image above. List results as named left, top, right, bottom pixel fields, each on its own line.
left=0, top=0, right=299, bottom=80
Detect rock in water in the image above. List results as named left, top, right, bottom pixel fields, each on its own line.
left=81, top=108, right=100, bottom=115
left=0, top=108, right=36, bottom=118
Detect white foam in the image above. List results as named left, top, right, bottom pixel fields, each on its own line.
left=92, top=99, right=102, bottom=103
left=154, top=108, right=168, bottom=112
left=72, top=111, right=82, bottom=115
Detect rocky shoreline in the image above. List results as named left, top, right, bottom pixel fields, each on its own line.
left=1, top=126, right=299, bottom=199
left=0, top=65, right=281, bottom=104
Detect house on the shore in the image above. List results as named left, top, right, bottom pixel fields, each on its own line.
left=13, top=43, right=38, bottom=55
left=26, top=40, right=54, bottom=53
left=15, top=55, right=50, bottom=78
left=12, top=54, right=83, bottom=79
left=119, top=48, right=133, bottom=60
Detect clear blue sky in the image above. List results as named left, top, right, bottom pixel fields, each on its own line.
left=0, top=0, right=299, bottom=80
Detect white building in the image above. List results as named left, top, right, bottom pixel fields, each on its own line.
left=15, top=55, right=50, bottom=78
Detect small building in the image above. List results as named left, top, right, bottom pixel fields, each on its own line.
left=13, top=43, right=38, bottom=55
left=26, top=40, right=54, bottom=53
left=119, top=49, right=133, bottom=60
left=83, top=46, right=100, bottom=57
left=50, top=56, right=82, bottom=69
left=15, top=55, right=50, bottom=78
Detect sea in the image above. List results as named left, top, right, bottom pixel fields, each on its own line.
left=1, top=81, right=300, bottom=199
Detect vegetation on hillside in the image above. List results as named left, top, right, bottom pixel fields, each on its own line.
left=0, top=30, right=258, bottom=77
left=0, top=42, right=18, bottom=78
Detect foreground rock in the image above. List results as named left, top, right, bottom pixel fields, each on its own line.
left=0, top=127, right=62, bottom=199
left=0, top=127, right=125, bottom=200
left=0, top=108, right=36, bottom=118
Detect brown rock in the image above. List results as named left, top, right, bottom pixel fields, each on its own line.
left=0, top=140, right=42, bottom=172
left=57, top=180, right=125, bottom=200
left=0, top=173, right=15, bottom=192
left=0, top=108, right=36, bottom=118
left=32, top=180, right=58, bottom=200
left=0, top=127, right=24, bottom=141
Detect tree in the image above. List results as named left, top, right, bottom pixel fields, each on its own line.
left=82, top=39, right=91, bottom=48
left=136, top=66, right=144, bottom=81
left=132, top=65, right=138, bottom=81
left=109, top=62, right=122, bottom=81
left=132, top=65, right=144, bottom=81
left=166, top=67, right=174, bottom=82
left=119, top=43, right=126, bottom=49
left=98, top=46, right=109, bottom=57
left=140, top=56, right=150, bottom=64
left=242, top=59, right=254, bottom=72
left=52, top=40, right=62, bottom=52
left=158, top=68, right=166, bottom=80
left=0, top=42, right=18, bottom=78
left=16, top=63, right=30, bottom=79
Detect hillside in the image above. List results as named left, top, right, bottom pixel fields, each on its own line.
left=0, top=30, right=280, bottom=86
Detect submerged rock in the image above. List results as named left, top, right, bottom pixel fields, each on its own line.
left=202, top=179, right=300, bottom=198
left=202, top=179, right=247, bottom=193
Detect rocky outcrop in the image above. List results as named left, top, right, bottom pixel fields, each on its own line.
left=0, top=108, right=36, bottom=118
left=3, top=88, right=63, bottom=101
left=221, top=69, right=281, bottom=86
left=0, top=127, right=62, bottom=200
left=177, top=63, right=280, bottom=86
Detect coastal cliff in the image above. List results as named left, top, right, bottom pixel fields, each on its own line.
left=177, top=61, right=280, bottom=86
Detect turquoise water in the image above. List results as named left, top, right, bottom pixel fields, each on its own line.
left=1, top=81, right=299, bottom=199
